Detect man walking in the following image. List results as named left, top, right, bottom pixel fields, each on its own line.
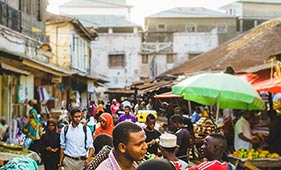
left=58, top=108, right=94, bottom=170
left=96, top=121, right=148, bottom=170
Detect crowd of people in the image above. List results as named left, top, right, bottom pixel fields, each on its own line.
left=2, top=97, right=280, bottom=170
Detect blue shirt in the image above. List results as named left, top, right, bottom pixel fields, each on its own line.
left=60, top=123, right=94, bottom=157
left=191, top=111, right=200, bottom=123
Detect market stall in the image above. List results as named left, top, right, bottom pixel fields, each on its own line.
left=228, top=150, right=281, bottom=170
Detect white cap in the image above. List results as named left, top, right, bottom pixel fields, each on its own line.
left=159, top=133, right=177, bottom=148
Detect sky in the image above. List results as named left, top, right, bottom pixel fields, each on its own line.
left=47, top=0, right=236, bottom=25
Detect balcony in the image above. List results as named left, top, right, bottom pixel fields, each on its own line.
left=141, top=42, right=173, bottom=54
left=0, top=1, right=20, bottom=32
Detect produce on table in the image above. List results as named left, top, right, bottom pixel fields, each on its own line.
left=193, top=117, right=223, bottom=139
left=232, top=149, right=280, bottom=160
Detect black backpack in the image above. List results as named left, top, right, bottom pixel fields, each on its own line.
left=64, top=125, right=87, bottom=149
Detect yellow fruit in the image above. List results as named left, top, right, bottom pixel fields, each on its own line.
left=259, top=153, right=266, bottom=158
left=269, top=153, right=280, bottom=159
left=248, top=155, right=253, bottom=160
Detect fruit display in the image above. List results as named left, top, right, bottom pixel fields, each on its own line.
left=232, top=149, right=280, bottom=160
left=193, top=117, right=223, bottom=139
left=0, top=142, right=30, bottom=155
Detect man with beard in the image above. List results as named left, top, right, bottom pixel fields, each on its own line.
left=96, top=121, right=148, bottom=170
left=188, top=133, right=235, bottom=170
left=58, top=108, right=94, bottom=170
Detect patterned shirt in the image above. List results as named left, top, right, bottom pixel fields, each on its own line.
left=96, top=150, right=137, bottom=170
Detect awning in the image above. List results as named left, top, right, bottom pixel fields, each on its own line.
left=253, top=78, right=281, bottom=93
left=0, top=62, right=30, bottom=75
left=138, top=81, right=173, bottom=94
left=104, top=88, right=134, bottom=94
left=86, top=75, right=109, bottom=84
left=22, top=59, right=72, bottom=76
left=154, top=91, right=181, bottom=99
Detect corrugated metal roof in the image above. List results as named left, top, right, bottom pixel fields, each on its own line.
left=146, top=7, right=235, bottom=19
left=73, top=15, right=140, bottom=28
left=159, top=18, right=281, bottom=76
left=60, top=0, right=132, bottom=8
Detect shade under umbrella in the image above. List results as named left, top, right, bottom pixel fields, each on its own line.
left=172, top=73, right=265, bottom=121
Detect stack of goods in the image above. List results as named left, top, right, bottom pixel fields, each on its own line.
left=193, top=117, right=224, bottom=139
left=0, top=142, right=30, bottom=155
left=232, top=149, right=280, bottom=160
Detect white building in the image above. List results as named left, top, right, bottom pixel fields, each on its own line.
left=143, top=7, right=238, bottom=78
left=220, top=0, right=281, bottom=32
left=59, top=0, right=142, bottom=101
left=59, top=0, right=132, bottom=20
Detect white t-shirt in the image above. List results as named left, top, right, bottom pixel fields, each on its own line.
left=234, top=117, right=252, bottom=150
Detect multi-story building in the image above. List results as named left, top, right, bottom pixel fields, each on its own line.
left=142, top=7, right=238, bottom=78
left=45, top=12, right=99, bottom=108
left=0, top=0, right=90, bottom=126
left=59, top=0, right=142, bottom=101
left=220, top=0, right=281, bottom=32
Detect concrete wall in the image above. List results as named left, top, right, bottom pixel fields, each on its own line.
left=139, top=32, right=219, bottom=77
left=47, top=23, right=72, bottom=69
left=223, top=2, right=281, bottom=20
left=47, top=23, right=90, bottom=73
left=145, top=18, right=237, bottom=33
left=242, top=3, right=281, bottom=20
left=91, top=33, right=141, bottom=97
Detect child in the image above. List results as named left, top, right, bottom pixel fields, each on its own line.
left=144, top=114, right=161, bottom=155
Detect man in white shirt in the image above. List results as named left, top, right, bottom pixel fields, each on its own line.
left=58, top=108, right=94, bottom=170
left=234, top=111, right=254, bottom=150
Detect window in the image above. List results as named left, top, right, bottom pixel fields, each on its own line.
left=157, top=24, right=166, bottom=31
left=186, top=24, right=197, bottom=32
left=217, top=24, right=227, bottom=33
left=142, top=54, right=149, bottom=64
left=188, top=53, right=201, bottom=60
left=167, top=54, right=174, bottom=63
left=108, top=54, right=125, bottom=67
left=37, top=0, right=42, bottom=21
left=23, top=0, right=31, bottom=15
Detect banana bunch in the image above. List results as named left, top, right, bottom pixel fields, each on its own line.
left=232, top=149, right=280, bottom=160
left=268, top=153, right=280, bottom=159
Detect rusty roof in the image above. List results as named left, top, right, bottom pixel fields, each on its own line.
left=160, top=18, right=281, bottom=76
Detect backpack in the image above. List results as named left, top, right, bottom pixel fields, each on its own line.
left=64, top=125, right=87, bottom=149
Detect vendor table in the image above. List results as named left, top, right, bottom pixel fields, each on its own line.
left=228, top=155, right=281, bottom=170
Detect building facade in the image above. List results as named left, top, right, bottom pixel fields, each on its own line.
left=46, top=12, right=98, bottom=109
left=0, top=0, right=74, bottom=125
left=142, top=7, right=238, bottom=78
left=59, top=0, right=142, bottom=101
left=220, top=0, right=281, bottom=32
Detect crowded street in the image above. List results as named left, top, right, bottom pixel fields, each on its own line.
left=1, top=0, right=281, bottom=170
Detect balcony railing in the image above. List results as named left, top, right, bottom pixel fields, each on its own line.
left=0, top=1, right=20, bottom=32
left=141, top=42, right=173, bottom=54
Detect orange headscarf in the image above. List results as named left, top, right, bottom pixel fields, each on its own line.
left=94, top=113, right=114, bottom=137
left=96, top=104, right=104, bottom=114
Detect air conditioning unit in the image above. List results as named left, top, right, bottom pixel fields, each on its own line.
left=52, top=77, right=62, bottom=83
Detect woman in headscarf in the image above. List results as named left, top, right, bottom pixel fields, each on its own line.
left=39, top=119, right=60, bottom=170
left=93, top=112, right=114, bottom=137
left=23, top=100, right=43, bottom=152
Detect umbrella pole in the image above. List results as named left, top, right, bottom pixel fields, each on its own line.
left=207, top=106, right=219, bottom=133
left=215, top=101, right=219, bottom=122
